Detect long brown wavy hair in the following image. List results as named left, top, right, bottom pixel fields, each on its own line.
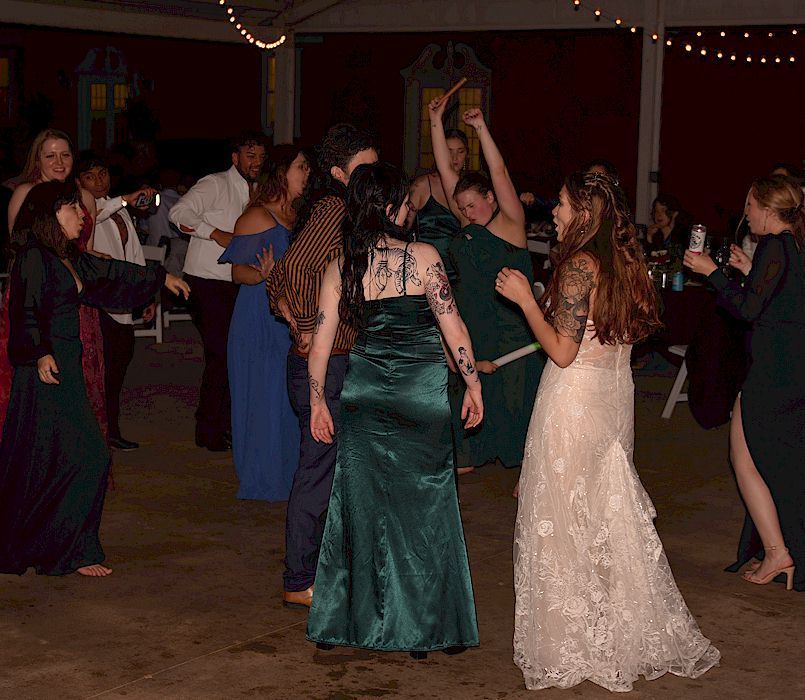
left=21, top=128, right=74, bottom=183
left=248, top=144, right=308, bottom=223
left=751, top=174, right=804, bottom=246
left=541, top=171, right=661, bottom=345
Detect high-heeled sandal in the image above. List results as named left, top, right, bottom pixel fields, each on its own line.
left=743, top=545, right=795, bottom=591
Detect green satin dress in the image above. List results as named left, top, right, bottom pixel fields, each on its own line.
left=448, top=222, right=544, bottom=467
left=306, top=286, right=479, bottom=651
left=415, top=177, right=461, bottom=283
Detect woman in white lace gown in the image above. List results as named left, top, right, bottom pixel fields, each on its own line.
left=496, top=172, right=720, bottom=692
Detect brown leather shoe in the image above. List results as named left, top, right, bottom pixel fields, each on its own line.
left=282, top=586, right=314, bottom=609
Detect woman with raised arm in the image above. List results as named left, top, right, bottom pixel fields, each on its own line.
left=429, top=98, right=543, bottom=472
left=2, top=130, right=109, bottom=442
left=219, top=146, right=311, bottom=501
left=684, top=175, right=804, bottom=592
left=0, top=181, right=190, bottom=577
left=305, top=162, right=482, bottom=658
left=497, top=171, right=719, bottom=691
left=408, top=128, right=468, bottom=282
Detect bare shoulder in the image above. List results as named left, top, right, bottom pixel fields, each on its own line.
left=235, top=206, right=276, bottom=236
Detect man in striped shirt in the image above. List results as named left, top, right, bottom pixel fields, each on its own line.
left=268, top=124, right=377, bottom=608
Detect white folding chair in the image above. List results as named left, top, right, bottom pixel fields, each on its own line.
left=134, top=245, right=165, bottom=344
left=661, top=344, right=689, bottom=419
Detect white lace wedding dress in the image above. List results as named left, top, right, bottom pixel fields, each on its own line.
left=513, top=328, right=720, bottom=692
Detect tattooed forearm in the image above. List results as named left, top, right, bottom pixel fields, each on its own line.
left=457, top=346, right=476, bottom=377
left=308, top=373, right=323, bottom=401
left=553, top=257, right=595, bottom=343
left=313, top=310, right=325, bottom=334
left=425, top=262, right=457, bottom=315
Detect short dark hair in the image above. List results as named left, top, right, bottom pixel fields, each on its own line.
left=454, top=171, right=492, bottom=200
left=318, top=123, right=375, bottom=173
left=12, top=180, right=81, bottom=258
left=230, top=131, right=267, bottom=154
left=75, top=150, right=107, bottom=177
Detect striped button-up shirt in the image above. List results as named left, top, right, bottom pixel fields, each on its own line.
left=267, top=194, right=358, bottom=352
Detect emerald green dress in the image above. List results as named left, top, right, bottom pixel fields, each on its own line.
left=306, top=282, right=479, bottom=651
left=448, top=223, right=544, bottom=467
left=0, top=242, right=166, bottom=575
left=415, top=177, right=461, bottom=283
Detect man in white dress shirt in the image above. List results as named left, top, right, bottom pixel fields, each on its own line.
left=169, top=133, right=266, bottom=451
left=77, top=153, right=157, bottom=451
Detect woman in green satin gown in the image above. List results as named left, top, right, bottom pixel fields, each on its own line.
left=0, top=181, right=189, bottom=577
left=305, top=163, right=483, bottom=655
left=408, top=129, right=468, bottom=283
left=429, top=98, right=544, bottom=469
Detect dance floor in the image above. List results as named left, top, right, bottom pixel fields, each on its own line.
left=1, top=324, right=802, bottom=699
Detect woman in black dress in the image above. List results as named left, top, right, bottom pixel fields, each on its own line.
left=0, top=181, right=189, bottom=577
left=685, top=175, right=804, bottom=591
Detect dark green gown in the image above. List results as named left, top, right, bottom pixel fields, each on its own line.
left=0, top=242, right=166, bottom=575
left=415, top=177, right=461, bottom=283
left=448, top=224, right=544, bottom=467
left=306, top=290, right=479, bottom=651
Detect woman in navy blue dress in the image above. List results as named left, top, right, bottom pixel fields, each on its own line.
left=220, top=146, right=311, bottom=501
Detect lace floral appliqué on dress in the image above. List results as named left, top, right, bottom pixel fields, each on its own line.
left=513, top=328, right=719, bottom=692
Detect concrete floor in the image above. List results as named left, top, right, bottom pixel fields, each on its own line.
left=1, top=325, right=803, bottom=700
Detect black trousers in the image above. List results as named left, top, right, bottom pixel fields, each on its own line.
left=184, top=274, right=238, bottom=445
left=99, top=312, right=135, bottom=440
left=283, top=352, right=349, bottom=592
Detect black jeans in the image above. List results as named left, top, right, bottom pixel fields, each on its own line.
left=99, top=312, right=135, bottom=440
left=184, top=274, right=238, bottom=445
left=283, top=352, right=349, bottom=592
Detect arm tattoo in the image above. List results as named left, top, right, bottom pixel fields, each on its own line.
left=457, top=346, right=475, bottom=377
left=308, top=373, right=323, bottom=400
left=554, top=257, right=595, bottom=343
left=369, top=247, right=422, bottom=294
left=425, top=262, right=457, bottom=315
left=313, top=310, right=325, bottom=334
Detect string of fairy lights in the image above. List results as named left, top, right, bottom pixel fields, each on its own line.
left=570, top=1, right=800, bottom=65
left=218, top=0, right=286, bottom=51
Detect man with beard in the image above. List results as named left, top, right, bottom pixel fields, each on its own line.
left=170, top=133, right=266, bottom=451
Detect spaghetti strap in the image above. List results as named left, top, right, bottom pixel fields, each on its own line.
left=426, top=174, right=433, bottom=197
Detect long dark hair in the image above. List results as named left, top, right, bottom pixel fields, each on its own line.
left=12, top=180, right=81, bottom=258
left=542, top=171, right=661, bottom=345
left=339, top=162, right=410, bottom=328
left=249, top=144, right=308, bottom=215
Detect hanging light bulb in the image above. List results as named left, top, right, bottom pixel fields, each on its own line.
left=746, top=55, right=752, bottom=63
left=720, top=31, right=726, bottom=37
left=791, top=56, right=797, bottom=63
left=685, top=43, right=692, bottom=52
left=717, top=51, right=723, bottom=59
left=793, top=29, right=799, bottom=36
left=696, top=31, right=702, bottom=37
left=775, top=57, right=781, bottom=63
left=744, top=32, right=750, bottom=38
left=630, top=26, right=637, bottom=33
left=768, top=32, right=774, bottom=38
left=573, top=0, right=580, bottom=9
left=615, top=18, right=622, bottom=26
left=700, top=48, right=707, bottom=56
left=666, top=38, right=672, bottom=46
left=730, top=54, right=737, bottom=61
left=651, top=32, right=658, bottom=41
left=227, top=7, right=233, bottom=14
left=229, top=16, right=235, bottom=23
left=761, top=56, right=767, bottom=63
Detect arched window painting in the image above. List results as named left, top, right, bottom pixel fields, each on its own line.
left=401, top=42, right=491, bottom=176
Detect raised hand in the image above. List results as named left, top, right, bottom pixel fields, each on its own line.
left=428, top=96, right=447, bottom=120
left=683, top=250, right=717, bottom=276
left=462, top=108, right=486, bottom=131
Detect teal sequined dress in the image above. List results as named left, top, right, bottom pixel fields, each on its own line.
left=306, top=276, right=479, bottom=651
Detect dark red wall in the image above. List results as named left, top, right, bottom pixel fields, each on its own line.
left=2, top=23, right=801, bottom=231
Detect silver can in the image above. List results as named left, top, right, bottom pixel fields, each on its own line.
left=688, top=224, right=707, bottom=254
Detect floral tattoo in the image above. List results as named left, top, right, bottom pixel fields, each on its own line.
left=425, top=262, right=457, bottom=315
left=554, top=256, right=595, bottom=343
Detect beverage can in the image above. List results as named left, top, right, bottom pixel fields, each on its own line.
left=688, top=224, right=707, bottom=254
left=672, top=271, right=684, bottom=291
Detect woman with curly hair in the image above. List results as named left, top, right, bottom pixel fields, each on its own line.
left=497, top=172, right=719, bottom=691
left=685, top=175, right=804, bottom=592
left=305, top=162, right=482, bottom=657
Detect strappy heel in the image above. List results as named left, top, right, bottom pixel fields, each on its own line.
left=743, top=545, right=795, bottom=591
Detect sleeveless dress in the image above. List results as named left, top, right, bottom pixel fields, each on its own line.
left=414, top=176, right=461, bottom=283
left=0, top=244, right=166, bottom=575
left=306, top=250, right=478, bottom=651
left=218, top=226, right=299, bottom=501
left=448, top=220, right=544, bottom=467
left=513, top=328, right=720, bottom=691
left=0, top=202, right=107, bottom=441
left=714, top=232, right=805, bottom=591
